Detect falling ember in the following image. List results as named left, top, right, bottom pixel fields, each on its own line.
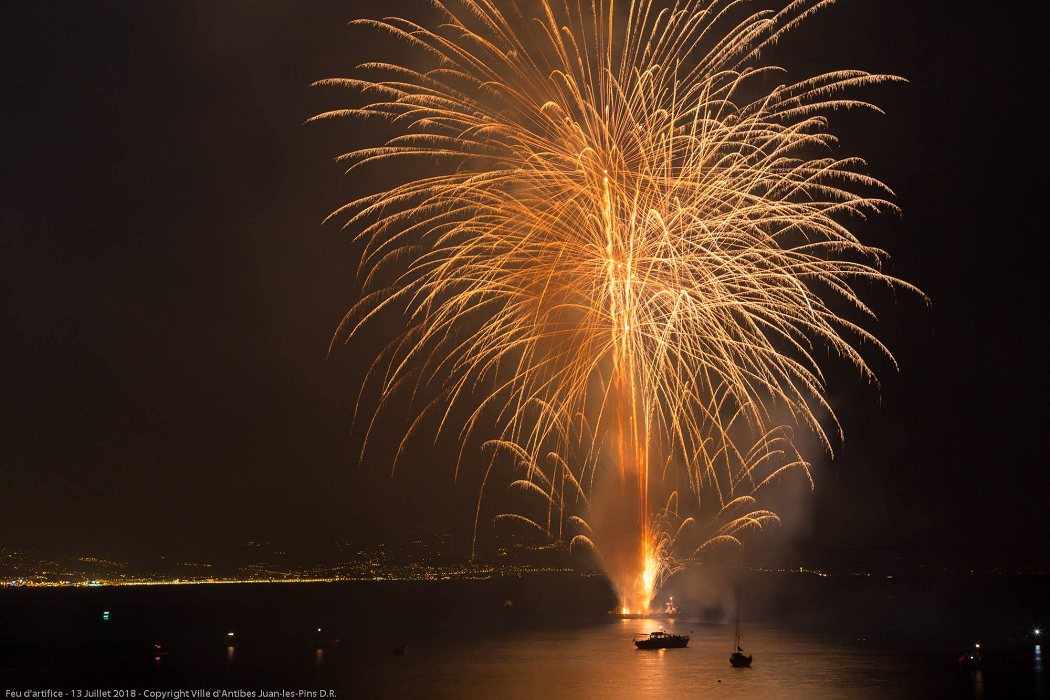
left=316, top=0, right=922, bottom=603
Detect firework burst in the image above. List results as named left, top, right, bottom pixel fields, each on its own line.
left=313, top=0, right=921, bottom=611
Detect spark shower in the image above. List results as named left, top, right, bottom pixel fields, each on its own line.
left=314, top=0, right=921, bottom=612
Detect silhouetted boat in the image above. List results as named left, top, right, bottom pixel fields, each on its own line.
left=729, top=591, right=752, bottom=667
left=959, top=649, right=981, bottom=669
left=314, top=627, right=340, bottom=649
left=634, top=630, right=690, bottom=649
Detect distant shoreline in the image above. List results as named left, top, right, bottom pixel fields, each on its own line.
left=1, top=569, right=611, bottom=590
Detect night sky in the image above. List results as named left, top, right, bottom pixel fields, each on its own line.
left=2, top=1, right=1046, bottom=566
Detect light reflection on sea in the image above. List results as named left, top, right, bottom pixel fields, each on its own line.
left=357, top=620, right=970, bottom=699
left=1, top=580, right=1044, bottom=698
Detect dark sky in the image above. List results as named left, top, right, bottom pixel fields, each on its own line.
left=2, top=1, right=1046, bottom=565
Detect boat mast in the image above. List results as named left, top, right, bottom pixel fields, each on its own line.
left=734, top=589, right=741, bottom=651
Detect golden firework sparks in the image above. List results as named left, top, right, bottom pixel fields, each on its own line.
left=314, top=0, right=922, bottom=612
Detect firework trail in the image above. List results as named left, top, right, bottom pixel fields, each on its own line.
left=313, top=0, right=921, bottom=611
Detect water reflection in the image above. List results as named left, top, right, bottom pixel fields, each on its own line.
left=315, top=648, right=325, bottom=668
left=226, top=645, right=235, bottom=664
left=1036, top=644, right=1042, bottom=697
left=353, top=623, right=964, bottom=699
left=970, top=669, right=984, bottom=699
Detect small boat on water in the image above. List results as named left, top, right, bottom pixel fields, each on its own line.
left=729, top=592, right=752, bottom=668
left=730, top=648, right=752, bottom=667
left=634, top=630, right=690, bottom=649
left=314, top=627, right=340, bottom=649
left=959, top=646, right=981, bottom=669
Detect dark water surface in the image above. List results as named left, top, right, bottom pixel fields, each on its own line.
left=1, top=578, right=1045, bottom=698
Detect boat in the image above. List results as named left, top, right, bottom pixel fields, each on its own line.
left=619, top=596, right=682, bottom=620
left=959, top=646, right=981, bottom=669
left=634, top=630, right=690, bottom=649
left=618, top=611, right=681, bottom=620
left=730, top=649, right=752, bottom=667
left=314, top=627, right=340, bottom=649
left=729, top=591, right=752, bottom=668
